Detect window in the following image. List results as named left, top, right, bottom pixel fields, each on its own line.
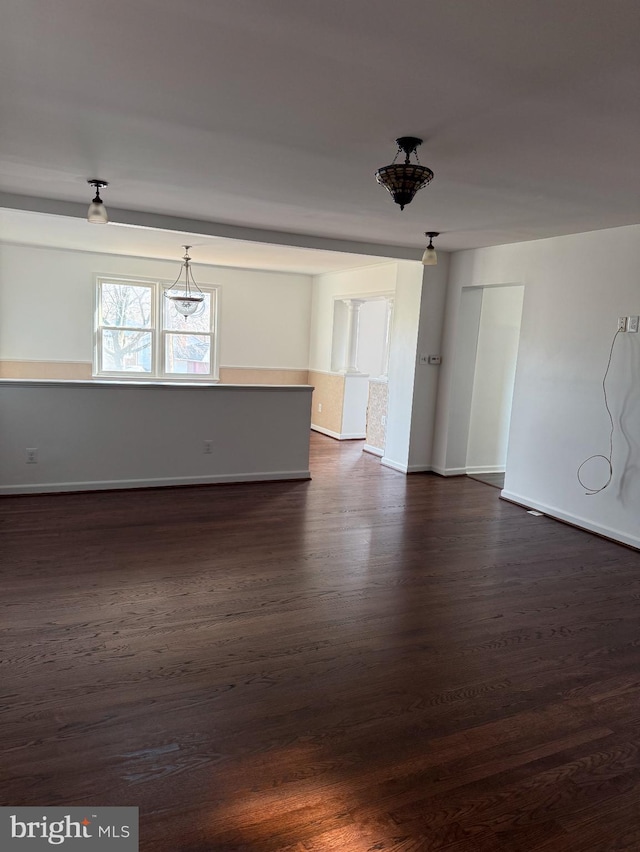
left=95, top=277, right=218, bottom=380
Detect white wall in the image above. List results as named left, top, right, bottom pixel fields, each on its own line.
left=0, top=381, right=312, bottom=493
left=0, top=242, right=312, bottom=368
left=466, top=285, right=524, bottom=472
left=342, top=375, right=369, bottom=438
left=330, top=300, right=348, bottom=372
left=357, top=299, right=388, bottom=377
left=435, top=287, right=483, bottom=475
left=434, top=225, right=640, bottom=549
left=406, top=256, right=450, bottom=472
left=308, top=262, right=397, bottom=372
left=383, top=261, right=425, bottom=472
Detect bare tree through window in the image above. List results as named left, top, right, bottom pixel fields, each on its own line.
left=96, top=279, right=216, bottom=378
left=101, top=283, right=153, bottom=371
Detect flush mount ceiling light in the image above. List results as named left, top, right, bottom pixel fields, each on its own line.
left=87, top=179, right=109, bottom=224
left=164, top=246, right=205, bottom=318
left=422, top=232, right=439, bottom=266
left=375, top=137, right=434, bottom=210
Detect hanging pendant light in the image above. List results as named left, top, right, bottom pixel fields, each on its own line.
left=422, top=232, right=439, bottom=266
left=375, top=137, right=434, bottom=210
left=164, top=246, right=205, bottom=318
left=87, top=179, right=109, bottom=224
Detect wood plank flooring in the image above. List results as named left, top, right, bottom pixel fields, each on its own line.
left=1, top=432, right=640, bottom=851
left=466, top=473, right=505, bottom=490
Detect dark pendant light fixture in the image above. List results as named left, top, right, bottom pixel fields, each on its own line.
left=422, top=232, right=439, bottom=266
left=375, top=137, right=434, bottom=210
left=87, top=179, right=109, bottom=224
left=164, top=246, right=205, bottom=318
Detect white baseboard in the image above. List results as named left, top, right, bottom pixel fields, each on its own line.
left=432, top=465, right=504, bottom=477
left=311, top=424, right=341, bottom=440
left=431, top=465, right=467, bottom=477
left=381, top=459, right=433, bottom=474
left=381, top=457, right=408, bottom=473
left=311, top=424, right=366, bottom=441
left=501, top=490, right=640, bottom=551
left=0, top=470, right=312, bottom=495
left=363, top=444, right=384, bottom=457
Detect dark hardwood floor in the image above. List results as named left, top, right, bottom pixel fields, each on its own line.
left=2, top=432, right=640, bottom=851
left=467, top=473, right=505, bottom=490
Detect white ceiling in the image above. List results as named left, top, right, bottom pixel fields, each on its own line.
left=0, top=208, right=389, bottom=275
left=2, top=0, right=640, bottom=253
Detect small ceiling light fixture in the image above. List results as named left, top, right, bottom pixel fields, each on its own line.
left=375, top=137, right=434, bottom=210
left=422, top=232, right=439, bottom=266
left=87, top=179, right=109, bottom=224
left=165, top=246, right=205, bottom=318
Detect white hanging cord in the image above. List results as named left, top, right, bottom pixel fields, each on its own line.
left=576, top=328, right=621, bottom=495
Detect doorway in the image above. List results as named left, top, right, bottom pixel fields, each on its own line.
left=449, top=284, right=524, bottom=485
left=328, top=294, right=393, bottom=445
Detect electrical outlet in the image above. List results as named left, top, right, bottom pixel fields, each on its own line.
left=26, top=448, right=38, bottom=464
left=381, top=415, right=386, bottom=427
left=628, top=315, right=639, bottom=333
left=318, top=402, right=322, bottom=413
left=418, top=353, right=429, bottom=365
left=203, top=440, right=213, bottom=454
left=618, top=317, right=628, bottom=332
left=428, top=355, right=442, bottom=365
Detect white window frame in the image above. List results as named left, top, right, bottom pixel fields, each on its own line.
left=94, top=276, right=220, bottom=381
left=159, top=285, right=218, bottom=381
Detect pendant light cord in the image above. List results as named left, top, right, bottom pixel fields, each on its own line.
left=576, top=328, right=621, bottom=495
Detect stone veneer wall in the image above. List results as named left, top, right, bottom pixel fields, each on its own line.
left=366, top=379, right=388, bottom=452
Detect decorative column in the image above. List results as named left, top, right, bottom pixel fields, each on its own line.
left=342, top=299, right=365, bottom=374
left=381, top=296, right=395, bottom=378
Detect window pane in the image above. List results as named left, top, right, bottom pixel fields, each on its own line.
left=165, top=333, right=211, bottom=374
left=102, top=330, right=152, bottom=372
left=101, top=283, right=152, bottom=328
left=163, top=291, right=212, bottom=332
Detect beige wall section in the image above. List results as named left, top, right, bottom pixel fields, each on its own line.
left=366, top=380, right=388, bottom=451
left=308, top=370, right=345, bottom=435
left=0, top=360, right=92, bottom=380
left=0, top=361, right=308, bottom=385
left=218, top=367, right=309, bottom=385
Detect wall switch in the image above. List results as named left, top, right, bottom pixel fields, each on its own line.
left=381, top=415, right=386, bottom=427
left=428, top=355, right=442, bottom=365
left=26, top=448, right=38, bottom=464
left=628, top=315, right=639, bottom=333
left=618, top=317, right=628, bottom=332
left=318, top=402, right=322, bottom=413
left=203, top=440, right=213, bottom=454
